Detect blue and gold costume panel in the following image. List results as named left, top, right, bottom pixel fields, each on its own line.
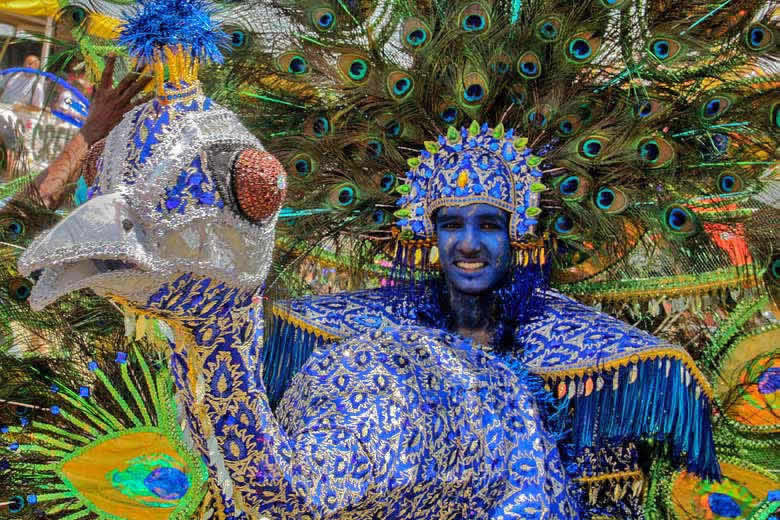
left=263, top=289, right=719, bottom=494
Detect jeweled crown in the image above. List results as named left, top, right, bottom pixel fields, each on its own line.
left=394, top=121, right=547, bottom=246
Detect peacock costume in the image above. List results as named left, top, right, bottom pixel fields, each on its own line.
left=1, top=0, right=778, bottom=519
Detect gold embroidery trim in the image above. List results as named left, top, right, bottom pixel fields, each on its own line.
left=537, top=347, right=714, bottom=400
left=576, top=470, right=644, bottom=484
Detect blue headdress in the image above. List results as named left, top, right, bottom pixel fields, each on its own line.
left=393, top=121, right=550, bottom=274
left=119, top=0, right=229, bottom=101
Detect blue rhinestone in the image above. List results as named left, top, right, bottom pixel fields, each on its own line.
left=49, top=384, right=58, bottom=393
left=115, top=352, right=128, bottom=364
left=79, top=386, right=90, bottom=398
left=50, top=406, right=60, bottom=415
left=87, top=361, right=98, bottom=371
left=502, top=142, right=516, bottom=161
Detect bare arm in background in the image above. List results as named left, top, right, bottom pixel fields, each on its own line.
left=28, top=56, right=152, bottom=209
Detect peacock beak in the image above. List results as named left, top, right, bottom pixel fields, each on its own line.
left=18, top=192, right=150, bottom=311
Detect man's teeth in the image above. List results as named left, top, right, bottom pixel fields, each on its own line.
left=455, top=261, right=487, bottom=270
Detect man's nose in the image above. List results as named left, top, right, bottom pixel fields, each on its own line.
left=456, top=226, right=481, bottom=255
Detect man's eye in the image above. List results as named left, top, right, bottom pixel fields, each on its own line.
left=480, top=222, right=501, bottom=230
left=441, top=222, right=461, bottom=229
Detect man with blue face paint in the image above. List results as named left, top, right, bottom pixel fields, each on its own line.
left=264, top=124, right=720, bottom=519
left=434, top=204, right=512, bottom=346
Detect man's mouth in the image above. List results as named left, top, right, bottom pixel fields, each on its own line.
left=454, top=261, right=487, bottom=271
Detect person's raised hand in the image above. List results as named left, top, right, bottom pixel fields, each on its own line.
left=80, top=55, right=152, bottom=146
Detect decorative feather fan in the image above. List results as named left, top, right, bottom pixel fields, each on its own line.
left=209, top=0, right=778, bottom=302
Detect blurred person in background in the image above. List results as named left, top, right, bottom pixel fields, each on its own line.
left=0, top=54, right=45, bottom=109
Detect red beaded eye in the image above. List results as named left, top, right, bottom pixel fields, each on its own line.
left=232, top=148, right=287, bottom=221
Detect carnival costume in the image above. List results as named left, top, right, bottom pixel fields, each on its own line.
left=0, top=0, right=778, bottom=519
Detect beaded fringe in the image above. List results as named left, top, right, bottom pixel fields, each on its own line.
left=546, top=356, right=720, bottom=481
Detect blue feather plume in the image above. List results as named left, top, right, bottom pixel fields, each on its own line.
left=119, top=0, right=229, bottom=66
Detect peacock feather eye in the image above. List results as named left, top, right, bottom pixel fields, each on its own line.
left=744, top=23, right=773, bottom=52
left=57, top=5, right=88, bottom=28
left=536, top=16, right=561, bottom=42
left=370, top=209, right=390, bottom=226
left=634, top=98, right=664, bottom=119
left=304, top=114, right=331, bottom=138
left=328, top=183, right=360, bottom=209
left=526, top=105, right=553, bottom=129
left=367, top=139, right=383, bottom=159
left=7, top=496, right=24, bottom=513
left=311, top=8, right=336, bottom=31
left=510, top=83, right=527, bottom=105
left=70, top=6, right=87, bottom=24
left=637, top=137, right=675, bottom=168
left=289, top=153, right=317, bottom=177
left=700, top=96, right=732, bottom=121
left=578, top=135, right=608, bottom=160
left=647, top=37, right=683, bottom=63
left=338, top=54, right=370, bottom=82
left=277, top=51, right=309, bottom=75
left=662, top=205, right=698, bottom=236
left=439, top=104, right=459, bottom=123
left=8, top=277, right=32, bottom=302
left=490, top=54, right=512, bottom=75
left=385, top=120, right=402, bottom=138
left=553, top=214, right=578, bottom=236
left=565, top=33, right=601, bottom=64
left=386, top=71, right=414, bottom=100
left=230, top=30, right=247, bottom=49
left=517, top=51, right=542, bottom=79
left=770, top=254, right=780, bottom=283
left=556, top=174, right=591, bottom=201
left=458, top=3, right=490, bottom=34
left=772, top=102, right=779, bottom=133
left=380, top=173, right=397, bottom=192
left=556, top=113, right=583, bottom=136
left=5, top=218, right=24, bottom=237
left=461, top=72, right=488, bottom=105
left=401, top=17, right=431, bottom=50
left=717, top=173, right=743, bottom=194
left=594, top=186, right=628, bottom=214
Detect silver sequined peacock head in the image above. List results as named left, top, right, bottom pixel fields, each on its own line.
left=19, top=0, right=286, bottom=312
left=19, top=96, right=286, bottom=311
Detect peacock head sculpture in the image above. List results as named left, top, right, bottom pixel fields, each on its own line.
left=19, top=0, right=286, bottom=314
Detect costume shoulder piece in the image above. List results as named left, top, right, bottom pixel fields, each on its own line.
left=266, top=288, right=718, bottom=477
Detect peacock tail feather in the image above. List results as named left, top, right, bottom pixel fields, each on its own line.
left=0, top=347, right=208, bottom=519
left=206, top=0, right=779, bottom=303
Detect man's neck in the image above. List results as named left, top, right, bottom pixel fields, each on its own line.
left=446, top=283, right=497, bottom=346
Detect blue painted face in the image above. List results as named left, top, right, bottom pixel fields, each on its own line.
left=435, top=204, right=512, bottom=295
